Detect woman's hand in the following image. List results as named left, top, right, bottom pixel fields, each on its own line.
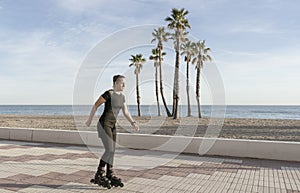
left=85, top=119, right=92, bottom=127
left=86, top=96, right=106, bottom=127
left=131, top=122, right=139, bottom=131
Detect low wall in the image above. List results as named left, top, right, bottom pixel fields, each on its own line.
left=0, top=127, right=299, bottom=162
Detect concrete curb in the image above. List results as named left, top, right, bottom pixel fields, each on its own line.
left=0, top=127, right=299, bottom=162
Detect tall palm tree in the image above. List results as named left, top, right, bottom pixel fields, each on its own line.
left=192, top=40, right=212, bottom=118
left=149, top=48, right=166, bottom=116
left=151, top=27, right=172, bottom=117
left=165, top=8, right=190, bottom=119
left=181, top=40, right=196, bottom=117
left=129, top=54, right=146, bottom=117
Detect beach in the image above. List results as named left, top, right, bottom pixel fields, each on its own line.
left=0, top=114, right=299, bottom=142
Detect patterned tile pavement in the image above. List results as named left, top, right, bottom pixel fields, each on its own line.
left=0, top=140, right=299, bottom=193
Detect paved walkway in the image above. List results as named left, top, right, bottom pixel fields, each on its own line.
left=0, top=140, right=299, bottom=193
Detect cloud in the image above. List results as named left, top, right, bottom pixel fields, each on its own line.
left=1, top=0, right=299, bottom=105
left=55, top=0, right=144, bottom=15
left=53, top=0, right=151, bottom=38
left=215, top=47, right=300, bottom=104
left=218, top=49, right=269, bottom=57
left=0, top=29, right=81, bottom=104
left=54, top=0, right=105, bottom=12
left=218, top=47, right=300, bottom=72
left=216, top=50, right=300, bottom=105
left=0, top=29, right=77, bottom=57
left=227, top=22, right=284, bottom=34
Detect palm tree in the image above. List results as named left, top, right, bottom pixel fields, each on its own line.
left=129, top=54, right=146, bottom=117
left=149, top=48, right=166, bottom=116
left=181, top=40, right=196, bottom=117
left=151, top=27, right=172, bottom=117
left=192, top=40, right=212, bottom=118
left=165, top=8, right=190, bottom=119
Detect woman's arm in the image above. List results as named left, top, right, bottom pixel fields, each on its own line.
left=85, top=96, right=106, bottom=127
left=122, top=103, right=139, bottom=131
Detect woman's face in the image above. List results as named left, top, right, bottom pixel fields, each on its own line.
left=114, top=78, right=125, bottom=92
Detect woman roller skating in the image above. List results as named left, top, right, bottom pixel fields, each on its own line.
left=86, top=75, right=139, bottom=189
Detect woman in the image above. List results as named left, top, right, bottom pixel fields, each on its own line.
left=86, top=75, right=139, bottom=187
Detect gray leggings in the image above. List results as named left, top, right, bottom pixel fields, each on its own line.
left=97, top=121, right=117, bottom=167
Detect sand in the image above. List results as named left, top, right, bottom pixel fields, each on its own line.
left=0, top=114, right=300, bottom=142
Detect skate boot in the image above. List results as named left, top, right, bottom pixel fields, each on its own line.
left=106, top=169, right=124, bottom=187
left=90, top=170, right=111, bottom=189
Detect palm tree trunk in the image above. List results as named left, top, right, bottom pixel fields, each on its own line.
left=196, top=67, right=202, bottom=118
left=186, top=60, right=192, bottom=117
left=155, top=65, right=161, bottom=116
left=172, top=64, right=176, bottom=117
left=136, top=73, right=142, bottom=116
left=159, top=50, right=172, bottom=117
left=173, top=40, right=180, bottom=119
left=172, top=85, right=176, bottom=117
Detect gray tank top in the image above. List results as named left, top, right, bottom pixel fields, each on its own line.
left=99, top=89, right=125, bottom=127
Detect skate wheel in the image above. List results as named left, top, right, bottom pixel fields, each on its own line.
left=90, top=179, right=95, bottom=183
left=120, top=183, right=124, bottom=187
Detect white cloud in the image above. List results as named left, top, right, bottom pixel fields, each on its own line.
left=218, top=49, right=269, bottom=57
left=55, top=0, right=105, bottom=12
left=53, top=0, right=148, bottom=40
left=214, top=47, right=300, bottom=104
left=216, top=49, right=300, bottom=80
left=55, top=0, right=143, bottom=15
left=162, top=0, right=228, bottom=10
left=1, top=0, right=299, bottom=105
left=228, top=22, right=284, bottom=34
left=0, top=30, right=79, bottom=66
left=0, top=30, right=82, bottom=104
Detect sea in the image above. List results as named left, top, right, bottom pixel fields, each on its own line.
left=0, top=105, right=300, bottom=120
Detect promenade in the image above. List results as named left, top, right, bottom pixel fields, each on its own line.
left=0, top=140, right=299, bottom=193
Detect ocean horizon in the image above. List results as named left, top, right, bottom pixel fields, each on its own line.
left=0, top=105, right=300, bottom=120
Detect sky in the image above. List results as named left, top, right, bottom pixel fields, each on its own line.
left=0, top=0, right=299, bottom=105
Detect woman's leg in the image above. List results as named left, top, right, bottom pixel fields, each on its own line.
left=100, top=123, right=116, bottom=168
left=96, top=122, right=106, bottom=173
left=106, top=128, right=123, bottom=187
left=106, top=126, right=117, bottom=175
